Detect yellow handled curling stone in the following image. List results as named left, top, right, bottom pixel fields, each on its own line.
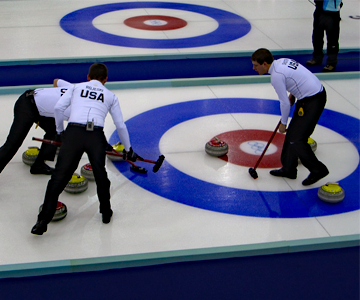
left=318, top=182, right=345, bottom=204
left=64, top=173, right=88, bottom=194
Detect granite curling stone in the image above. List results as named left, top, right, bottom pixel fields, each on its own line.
left=107, top=142, right=125, bottom=161
left=64, top=173, right=88, bottom=194
left=39, top=201, right=67, bottom=221
left=308, top=137, right=317, bottom=152
left=318, top=182, right=345, bottom=204
left=299, top=137, right=317, bottom=164
left=81, top=163, right=95, bottom=181
left=22, top=147, right=40, bottom=166
left=205, top=136, right=229, bottom=157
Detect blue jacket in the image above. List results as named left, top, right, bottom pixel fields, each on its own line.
left=315, top=0, right=342, bottom=12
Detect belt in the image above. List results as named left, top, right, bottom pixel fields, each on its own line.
left=68, top=122, right=103, bottom=130
left=24, top=90, right=40, bottom=118
left=25, top=90, right=35, bottom=97
left=25, top=90, right=36, bottom=105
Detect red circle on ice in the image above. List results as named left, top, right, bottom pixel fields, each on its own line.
left=216, top=129, right=285, bottom=168
left=124, top=15, right=187, bottom=31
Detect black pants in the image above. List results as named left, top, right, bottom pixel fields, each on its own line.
left=312, top=10, right=341, bottom=66
left=281, top=88, right=327, bottom=174
left=0, top=91, right=57, bottom=173
left=38, top=125, right=111, bottom=223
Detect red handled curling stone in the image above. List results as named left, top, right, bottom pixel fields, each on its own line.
left=22, top=147, right=40, bottom=166
left=64, top=173, right=88, bottom=194
left=39, top=201, right=67, bottom=221
left=205, top=136, right=229, bottom=157
left=81, top=163, right=95, bottom=181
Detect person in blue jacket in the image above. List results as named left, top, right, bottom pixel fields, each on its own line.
left=306, top=0, right=343, bottom=72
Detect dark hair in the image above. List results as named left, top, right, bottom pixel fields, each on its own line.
left=251, top=48, right=274, bottom=64
left=88, top=63, right=108, bottom=81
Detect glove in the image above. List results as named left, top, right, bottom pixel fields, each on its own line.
left=55, top=131, right=64, bottom=144
left=122, top=147, right=137, bottom=162
left=289, top=94, right=296, bottom=106
left=106, top=143, right=114, bottom=152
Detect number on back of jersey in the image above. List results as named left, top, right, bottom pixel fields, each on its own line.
left=60, top=88, right=68, bottom=97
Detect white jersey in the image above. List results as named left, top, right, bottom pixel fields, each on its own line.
left=56, top=79, right=73, bottom=88
left=54, top=79, right=131, bottom=151
left=33, top=79, right=72, bottom=119
left=269, top=58, right=323, bottom=125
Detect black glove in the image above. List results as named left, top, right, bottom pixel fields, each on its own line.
left=122, top=147, right=137, bottom=162
left=106, top=143, right=114, bottom=152
left=289, top=94, right=296, bottom=106
left=55, top=131, right=64, bottom=144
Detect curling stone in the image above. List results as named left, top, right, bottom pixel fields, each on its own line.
left=308, top=137, right=317, bottom=152
left=205, top=136, right=229, bottom=157
left=39, top=201, right=67, bottom=221
left=64, top=173, right=88, bottom=194
left=318, top=182, right=345, bottom=204
left=22, top=147, right=40, bottom=166
left=81, top=163, right=95, bottom=181
left=107, top=142, right=124, bottom=161
left=299, top=137, right=317, bottom=164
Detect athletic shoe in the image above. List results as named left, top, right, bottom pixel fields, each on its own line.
left=102, top=210, right=113, bottom=224
left=270, top=168, right=297, bottom=179
left=31, top=220, right=47, bottom=235
left=306, top=59, right=322, bottom=66
left=322, top=65, right=336, bottom=72
left=302, top=168, right=329, bottom=186
left=30, top=163, right=54, bottom=175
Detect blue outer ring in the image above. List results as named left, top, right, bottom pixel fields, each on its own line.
left=110, top=98, right=360, bottom=218
left=60, top=2, right=251, bottom=49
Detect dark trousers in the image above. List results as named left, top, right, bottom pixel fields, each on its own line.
left=281, top=88, right=327, bottom=174
left=0, top=91, right=57, bottom=173
left=312, top=10, right=340, bottom=66
left=38, top=125, right=111, bottom=223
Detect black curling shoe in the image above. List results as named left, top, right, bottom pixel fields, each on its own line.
left=302, top=168, right=329, bottom=186
left=31, top=220, right=47, bottom=235
left=306, top=59, right=322, bottom=66
left=270, top=168, right=297, bottom=179
left=30, top=163, right=54, bottom=175
left=102, top=210, right=113, bottom=224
